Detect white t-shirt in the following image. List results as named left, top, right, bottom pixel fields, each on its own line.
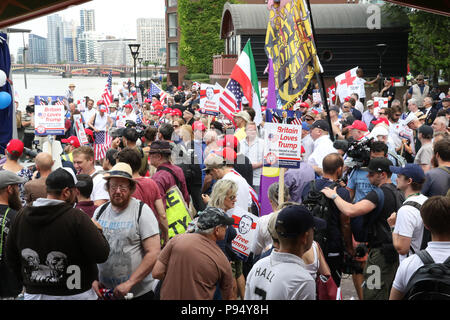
left=308, top=135, right=338, bottom=169
left=245, top=251, right=316, bottom=300
left=250, top=211, right=276, bottom=256
left=83, top=108, right=97, bottom=125
left=355, top=100, right=364, bottom=114
left=223, top=171, right=252, bottom=212
left=240, top=138, right=265, bottom=187
left=392, top=242, right=450, bottom=293
left=93, top=112, right=108, bottom=131
left=90, top=168, right=110, bottom=202
left=355, top=77, right=366, bottom=99
left=302, top=134, right=314, bottom=163
left=94, top=198, right=159, bottom=298
left=393, top=194, right=428, bottom=262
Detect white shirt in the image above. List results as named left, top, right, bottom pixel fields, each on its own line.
left=389, top=120, right=403, bottom=150
left=90, top=167, right=109, bottom=202
left=355, top=100, right=364, bottom=114
left=355, top=77, right=367, bottom=99
left=93, top=112, right=108, bottom=131
left=393, top=194, right=428, bottom=262
left=83, top=108, right=96, bottom=125
left=250, top=212, right=276, bottom=256
left=392, top=242, right=450, bottom=293
left=308, top=135, right=338, bottom=169
left=302, top=134, right=314, bottom=163
left=245, top=251, right=316, bottom=300
left=223, top=171, right=252, bottom=212
left=240, top=137, right=265, bottom=187
left=124, top=112, right=137, bottom=123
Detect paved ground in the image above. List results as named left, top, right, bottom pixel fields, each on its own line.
left=340, top=274, right=359, bottom=300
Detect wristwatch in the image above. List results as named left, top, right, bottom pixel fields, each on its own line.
left=331, top=193, right=338, bottom=200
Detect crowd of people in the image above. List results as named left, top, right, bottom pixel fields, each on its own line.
left=0, top=72, right=449, bottom=301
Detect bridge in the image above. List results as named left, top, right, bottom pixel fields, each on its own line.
left=12, top=64, right=165, bottom=78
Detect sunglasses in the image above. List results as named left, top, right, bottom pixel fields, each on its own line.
left=379, top=112, right=386, bottom=115
left=305, top=117, right=314, bottom=121
left=226, top=195, right=236, bottom=201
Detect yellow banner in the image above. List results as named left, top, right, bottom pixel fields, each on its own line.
left=265, top=0, right=321, bottom=108
left=165, top=186, right=192, bottom=239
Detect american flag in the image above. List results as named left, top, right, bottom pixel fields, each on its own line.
left=218, top=79, right=243, bottom=124
left=149, top=81, right=168, bottom=104
left=101, top=71, right=113, bottom=112
left=93, top=130, right=112, bottom=161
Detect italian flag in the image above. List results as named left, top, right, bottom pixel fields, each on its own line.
left=230, top=40, right=262, bottom=125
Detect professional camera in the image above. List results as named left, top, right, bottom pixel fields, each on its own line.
left=26, top=105, right=35, bottom=114
left=345, top=137, right=373, bottom=168
left=125, top=120, right=146, bottom=139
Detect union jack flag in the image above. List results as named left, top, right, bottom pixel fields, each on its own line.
left=218, top=79, right=243, bottom=125
left=93, top=130, right=112, bottom=161
left=149, top=81, right=168, bottom=104
left=101, top=71, right=113, bottom=111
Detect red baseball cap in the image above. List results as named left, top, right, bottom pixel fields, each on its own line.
left=6, top=139, right=24, bottom=157
left=124, top=104, right=133, bottom=109
left=300, top=102, right=309, bottom=108
left=150, top=111, right=162, bottom=116
left=347, top=120, right=368, bottom=132
left=214, top=147, right=237, bottom=162
left=371, top=118, right=390, bottom=127
left=144, top=98, right=151, bottom=103
left=61, top=136, right=81, bottom=148
left=344, top=96, right=351, bottom=102
left=162, top=108, right=173, bottom=114
left=97, top=100, right=105, bottom=106
left=85, top=128, right=94, bottom=138
left=171, top=109, right=182, bottom=116
left=132, top=91, right=137, bottom=96
left=217, top=135, right=239, bottom=152
left=177, top=86, right=183, bottom=90
left=192, top=121, right=206, bottom=131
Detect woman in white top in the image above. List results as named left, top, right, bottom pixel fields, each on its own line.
left=302, top=241, right=331, bottom=280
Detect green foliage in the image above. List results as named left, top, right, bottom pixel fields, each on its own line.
left=383, top=4, right=450, bottom=84
left=185, top=73, right=209, bottom=80
left=178, top=0, right=238, bottom=74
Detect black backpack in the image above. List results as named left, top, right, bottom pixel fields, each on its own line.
left=302, top=180, right=337, bottom=255
left=403, top=250, right=450, bottom=300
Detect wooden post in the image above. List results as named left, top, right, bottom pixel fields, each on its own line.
left=278, top=168, right=285, bottom=207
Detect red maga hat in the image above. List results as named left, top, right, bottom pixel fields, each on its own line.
left=61, top=136, right=81, bottom=148
left=347, top=120, right=368, bottom=132
left=6, top=139, right=24, bottom=157
left=217, top=135, right=238, bottom=152
left=192, top=121, right=206, bottom=131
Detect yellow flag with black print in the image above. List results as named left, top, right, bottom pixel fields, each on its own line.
left=265, top=0, right=322, bottom=109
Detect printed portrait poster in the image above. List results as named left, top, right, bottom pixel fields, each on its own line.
left=34, top=96, right=66, bottom=136
left=312, top=89, right=322, bottom=105
left=199, top=83, right=221, bottom=116
left=373, top=97, right=388, bottom=118
left=73, top=114, right=89, bottom=145
left=263, top=122, right=302, bottom=169
left=229, top=207, right=259, bottom=260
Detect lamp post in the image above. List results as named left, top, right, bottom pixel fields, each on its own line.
left=375, top=43, right=388, bottom=92
left=128, top=44, right=140, bottom=87
left=144, top=60, right=149, bottom=89
left=138, top=57, right=143, bottom=84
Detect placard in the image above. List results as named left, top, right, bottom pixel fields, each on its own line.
left=73, top=114, right=89, bottom=145
left=199, top=83, right=221, bottom=116
left=373, top=97, right=388, bottom=118
left=312, top=89, right=322, bottom=104
left=229, top=207, right=259, bottom=260
left=34, top=96, right=65, bottom=136
left=263, top=122, right=302, bottom=168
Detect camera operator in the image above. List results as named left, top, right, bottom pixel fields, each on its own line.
left=21, top=105, right=35, bottom=150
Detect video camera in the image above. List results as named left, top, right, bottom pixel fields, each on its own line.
left=125, top=120, right=146, bottom=139
left=344, top=138, right=373, bottom=168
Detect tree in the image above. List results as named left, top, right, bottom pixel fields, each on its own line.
left=178, top=0, right=238, bottom=75
left=383, top=4, right=450, bottom=85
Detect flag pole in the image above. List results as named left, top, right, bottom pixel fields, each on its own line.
left=306, top=0, right=335, bottom=142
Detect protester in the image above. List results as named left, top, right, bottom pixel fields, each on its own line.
left=414, top=125, right=434, bottom=172
left=308, top=120, right=338, bottom=176
left=284, top=147, right=315, bottom=204
left=5, top=168, right=110, bottom=300
left=92, top=162, right=160, bottom=300
left=406, top=74, right=430, bottom=108
left=421, top=138, right=450, bottom=197
left=240, top=122, right=264, bottom=194
left=152, top=206, right=234, bottom=300
left=24, top=152, right=54, bottom=206
left=74, top=174, right=97, bottom=218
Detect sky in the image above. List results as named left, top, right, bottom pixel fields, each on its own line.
left=7, top=0, right=166, bottom=56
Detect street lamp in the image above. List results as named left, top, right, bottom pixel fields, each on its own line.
left=128, top=44, right=140, bottom=87
left=375, top=43, right=388, bottom=92
left=144, top=60, right=149, bottom=88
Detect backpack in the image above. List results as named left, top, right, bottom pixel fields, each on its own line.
left=403, top=250, right=450, bottom=300
left=388, top=150, right=407, bottom=167
left=302, top=180, right=339, bottom=255
left=402, top=201, right=431, bottom=255
left=351, top=187, right=384, bottom=243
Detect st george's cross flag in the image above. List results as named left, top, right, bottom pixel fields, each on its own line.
left=230, top=40, right=262, bottom=125
left=93, top=130, right=112, bottom=161
left=335, top=67, right=359, bottom=103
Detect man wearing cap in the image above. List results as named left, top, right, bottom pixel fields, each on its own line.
left=92, top=163, right=160, bottom=300
left=87, top=103, right=113, bottom=136
left=65, top=84, right=76, bottom=103
left=387, top=164, right=428, bottom=262
left=406, top=75, right=429, bottom=108
left=233, top=111, right=251, bottom=142
left=240, top=122, right=265, bottom=194
left=0, top=171, right=25, bottom=299
left=307, top=120, right=338, bottom=176
left=5, top=168, right=110, bottom=300
left=414, top=125, right=434, bottom=172
left=322, top=157, right=405, bottom=300
left=362, top=100, right=377, bottom=129
left=347, top=120, right=370, bottom=142
left=245, top=205, right=325, bottom=300
left=24, top=152, right=54, bottom=206
left=152, top=206, right=234, bottom=300
left=61, top=136, right=81, bottom=164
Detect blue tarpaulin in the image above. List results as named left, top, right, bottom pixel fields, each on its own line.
left=0, top=32, right=13, bottom=154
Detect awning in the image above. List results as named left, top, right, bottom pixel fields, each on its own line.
left=0, top=0, right=92, bottom=29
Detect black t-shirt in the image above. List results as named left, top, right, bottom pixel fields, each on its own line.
left=302, top=178, right=351, bottom=254
left=0, top=205, right=22, bottom=297
left=364, top=183, right=404, bottom=246
left=381, top=86, right=396, bottom=107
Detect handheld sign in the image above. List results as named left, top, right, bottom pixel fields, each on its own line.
left=34, top=95, right=66, bottom=136
left=229, top=207, right=259, bottom=260
left=73, top=114, right=89, bottom=145
left=263, top=122, right=302, bottom=169
left=199, top=83, right=221, bottom=116
left=373, top=97, right=388, bottom=118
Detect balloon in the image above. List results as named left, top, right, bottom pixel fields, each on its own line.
left=0, top=70, right=6, bottom=87
left=0, top=91, right=12, bottom=110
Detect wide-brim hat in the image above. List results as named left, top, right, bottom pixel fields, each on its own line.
left=149, top=140, right=172, bottom=155
left=103, top=162, right=134, bottom=181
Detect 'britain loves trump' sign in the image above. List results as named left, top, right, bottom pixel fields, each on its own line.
left=263, top=122, right=302, bottom=169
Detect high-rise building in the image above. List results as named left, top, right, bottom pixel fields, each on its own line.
left=47, top=14, right=65, bottom=64
left=137, top=18, right=166, bottom=65
left=28, top=34, right=48, bottom=64
left=80, top=9, right=96, bottom=32
left=77, top=31, right=104, bottom=64
left=99, top=38, right=136, bottom=66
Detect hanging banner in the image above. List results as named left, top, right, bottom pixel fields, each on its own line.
left=229, top=207, right=259, bottom=260
left=263, top=122, right=302, bottom=169
left=199, top=83, right=221, bottom=116
left=34, top=96, right=65, bottom=136
left=73, top=114, right=89, bottom=145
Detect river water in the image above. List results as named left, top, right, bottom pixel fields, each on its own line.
left=11, top=73, right=131, bottom=111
